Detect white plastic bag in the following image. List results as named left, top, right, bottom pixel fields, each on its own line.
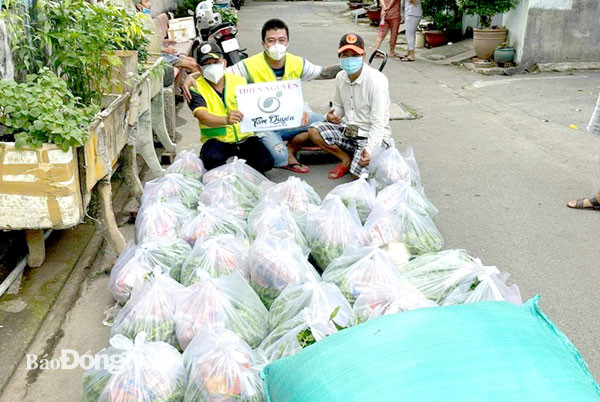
left=375, top=180, right=438, bottom=218
left=360, top=207, right=405, bottom=249
left=305, top=195, right=362, bottom=270
left=588, top=92, right=600, bottom=136
left=398, top=249, right=487, bottom=304
left=180, top=234, right=249, bottom=286
left=135, top=201, right=194, bottom=244
left=268, top=281, right=355, bottom=330
left=82, top=332, right=186, bottom=402
left=248, top=236, right=320, bottom=308
left=141, top=173, right=204, bottom=209
left=174, top=271, right=269, bottom=350
left=353, top=282, right=437, bottom=323
left=327, top=177, right=376, bottom=224
left=108, top=240, right=192, bottom=303
left=111, top=270, right=183, bottom=348
left=182, top=326, right=266, bottom=402
left=203, top=157, right=270, bottom=191
left=247, top=200, right=307, bottom=247
left=369, top=146, right=421, bottom=190
left=322, top=246, right=407, bottom=305
left=259, top=307, right=339, bottom=362
left=179, top=203, right=248, bottom=247
left=200, top=174, right=259, bottom=219
left=259, top=176, right=321, bottom=229
left=442, top=271, right=522, bottom=306
left=165, top=149, right=205, bottom=180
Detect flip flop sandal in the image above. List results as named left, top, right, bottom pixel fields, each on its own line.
left=567, top=195, right=600, bottom=210
left=399, top=56, right=415, bottom=62
left=328, top=163, right=350, bottom=179
left=281, top=163, right=310, bottom=174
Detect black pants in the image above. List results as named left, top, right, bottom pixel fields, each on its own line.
left=200, top=136, right=275, bottom=173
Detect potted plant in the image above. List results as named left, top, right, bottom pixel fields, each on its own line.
left=494, top=41, right=515, bottom=66
left=421, top=0, right=462, bottom=47
left=366, top=4, right=381, bottom=25
left=457, top=0, right=518, bottom=60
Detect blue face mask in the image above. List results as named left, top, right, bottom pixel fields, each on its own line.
left=339, top=56, right=363, bottom=74
left=142, top=7, right=151, bottom=15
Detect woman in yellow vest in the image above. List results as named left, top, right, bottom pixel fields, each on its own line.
left=188, top=43, right=274, bottom=172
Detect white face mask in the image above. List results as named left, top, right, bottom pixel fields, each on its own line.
left=266, top=43, right=287, bottom=61
left=202, top=62, right=225, bottom=84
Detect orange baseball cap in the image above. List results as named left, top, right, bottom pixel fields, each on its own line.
left=338, top=33, right=365, bottom=55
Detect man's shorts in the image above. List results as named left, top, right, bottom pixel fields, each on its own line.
left=311, top=122, right=369, bottom=177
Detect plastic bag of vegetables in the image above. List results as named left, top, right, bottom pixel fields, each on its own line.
left=369, top=147, right=420, bottom=190
left=108, top=240, right=192, bottom=303
left=353, top=282, right=437, bottom=323
left=305, top=195, right=361, bottom=270
left=361, top=207, right=404, bottom=249
left=248, top=235, right=320, bottom=308
left=375, top=180, right=438, bottom=218
left=111, top=270, right=183, bottom=348
left=259, top=176, right=321, bottom=229
left=259, top=307, right=340, bottom=362
left=326, top=178, right=376, bottom=224
left=179, top=203, right=248, bottom=247
left=398, top=249, right=487, bottom=304
left=174, top=271, right=269, bottom=350
left=322, top=246, right=407, bottom=305
left=135, top=201, right=194, bottom=244
left=247, top=200, right=307, bottom=247
left=82, top=332, right=185, bottom=402
left=200, top=174, right=258, bottom=219
left=165, top=149, right=205, bottom=181
left=442, top=270, right=522, bottom=306
left=269, top=281, right=354, bottom=331
left=180, top=234, right=249, bottom=286
left=182, top=326, right=266, bottom=402
left=203, top=157, right=270, bottom=191
left=141, top=173, right=204, bottom=209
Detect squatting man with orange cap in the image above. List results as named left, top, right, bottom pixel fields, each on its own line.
left=308, top=33, right=393, bottom=180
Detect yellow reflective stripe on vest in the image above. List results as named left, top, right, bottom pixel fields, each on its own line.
left=242, top=52, right=304, bottom=83
left=194, top=73, right=253, bottom=143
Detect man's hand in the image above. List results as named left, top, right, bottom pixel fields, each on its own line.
left=358, top=148, right=370, bottom=167
left=227, top=110, right=244, bottom=125
left=163, top=46, right=177, bottom=55
left=182, top=73, right=200, bottom=102
left=326, top=109, right=342, bottom=124
left=301, top=111, right=309, bottom=127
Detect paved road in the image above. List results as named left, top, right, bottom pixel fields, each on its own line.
left=2, top=2, right=599, bottom=400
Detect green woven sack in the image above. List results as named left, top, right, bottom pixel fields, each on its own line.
left=262, top=297, right=600, bottom=402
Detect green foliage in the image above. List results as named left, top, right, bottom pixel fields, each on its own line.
left=174, top=0, right=198, bottom=18
left=213, top=6, right=238, bottom=25
left=457, top=0, right=518, bottom=28
left=1, top=0, right=150, bottom=105
left=0, top=68, right=97, bottom=151
left=422, top=0, right=462, bottom=31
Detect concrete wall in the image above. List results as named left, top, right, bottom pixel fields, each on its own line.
left=502, top=0, right=529, bottom=64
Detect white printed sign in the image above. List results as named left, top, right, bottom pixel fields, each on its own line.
left=237, top=79, right=304, bottom=132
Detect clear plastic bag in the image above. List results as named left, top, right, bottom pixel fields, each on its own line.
left=108, top=240, right=192, bottom=303
left=305, top=195, right=362, bottom=270
left=361, top=207, right=405, bottom=249
left=369, top=147, right=421, bottom=190
left=398, top=249, right=487, bottom=304
left=327, top=178, right=376, bottom=224
left=141, top=173, right=204, bottom=209
left=442, top=270, right=523, bottom=306
left=259, top=307, right=339, bottom=362
left=82, top=332, right=186, bottom=402
left=259, top=176, right=321, bottom=229
left=247, top=200, right=307, bottom=247
left=111, top=270, right=183, bottom=348
left=179, top=203, right=248, bottom=247
left=135, top=201, right=194, bottom=244
left=180, top=234, right=249, bottom=287
left=587, top=91, right=600, bottom=136
left=174, top=271, right=269, bottom=350
left=353, top=282, right=437, bottom=323
left=268, top=281, right=355, bottom=331
left=322, top=246, right=407, bottom=305
left=375, top=180, right=438, bottom=218
left=203, top=157, right=271, bottom=191
left=248, top=235, right=320, bottom=309
left=200, top=175, right=259, bottom=220
left=165, top=149, right=205, bottom=181
left=182, top=326, right=266, bottom=402
left=384, top=203, right=443, bottom=255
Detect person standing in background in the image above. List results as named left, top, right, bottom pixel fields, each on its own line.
left=399, top=0, right=422, bottom=62
left=373, top=0, right=402, bottom=58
